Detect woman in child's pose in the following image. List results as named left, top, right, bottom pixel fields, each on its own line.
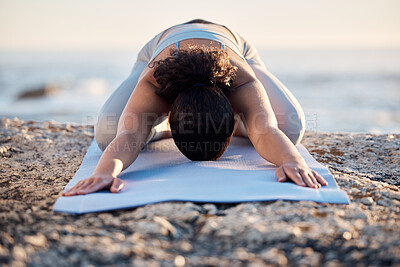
left=62, top=19, right=327, bottom=196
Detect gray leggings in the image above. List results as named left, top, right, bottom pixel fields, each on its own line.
left=94, top=25, right=306, bottom=151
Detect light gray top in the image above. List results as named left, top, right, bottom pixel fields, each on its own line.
left=148, top=23, right=246, bottom=62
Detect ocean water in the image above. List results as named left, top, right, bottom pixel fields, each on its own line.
left=0, top=49, right=399, bottom=133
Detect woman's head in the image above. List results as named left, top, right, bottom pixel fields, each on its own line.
left=151, top=45, right=237, bottom=161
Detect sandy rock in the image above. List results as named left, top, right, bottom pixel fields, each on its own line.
left=298, top=251, right=323, bottom=266
left=180, top=210, right=200, bottom=223
left=360, top=197, right=374, bottom=205
left=24, top=233, right=47, bottom=247
left=203, top=204, right=218, bottom=215
left=174, top=255, right=186, bottom=267
left=17, top=83, right=59, bottom=99
left=136, top=221, right=168, bottom=236
left=0, top=117, right=399, bottom=266
left=266, top=228, right=294, bottom=243
left=0, top=244, right=9, bottom=260
left=260, top=247, right=288, bottom=266
left=12, top=246, right=27, bottom=261
left=376, top=199, right=390, bottom=207
left=154, top=216, right=181, bottom=239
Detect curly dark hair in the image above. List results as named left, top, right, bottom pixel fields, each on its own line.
left=151, top=45, right=238, bottom=161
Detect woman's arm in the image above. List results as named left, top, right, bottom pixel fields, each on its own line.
left=229, top=77, right=328, bottom=189
left=62, top=74, right=170, bottom=196
left=62, top=132, right=144, bottom=196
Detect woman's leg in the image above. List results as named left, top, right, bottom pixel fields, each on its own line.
left=94, top=31, right=167, bottom=151
left=234, top=33, right=306, bottom=145
left=94, top=61, right=148, bottom=151
left=250, top=61, right=306, bottom=145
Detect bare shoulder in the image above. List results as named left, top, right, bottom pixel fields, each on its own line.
left=118, top=63, right=170, bottom=135
left=226, top=49, right=257, bottom=87
left=124, top=42, right=176, bottom=111
left=226, top=49, right=277, bottom=128
left=227, top=50, right=262, bottom=110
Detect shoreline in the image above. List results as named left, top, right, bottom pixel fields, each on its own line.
left=0, top=117, right=399, bottom=266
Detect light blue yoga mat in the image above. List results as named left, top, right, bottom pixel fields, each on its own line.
left=53, top=137, right=350, bottom=214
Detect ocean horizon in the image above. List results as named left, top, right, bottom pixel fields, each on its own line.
left=0, top=48, right=399, bottom=134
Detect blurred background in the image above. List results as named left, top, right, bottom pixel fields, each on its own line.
left=0, top=0, right=399, bottom=133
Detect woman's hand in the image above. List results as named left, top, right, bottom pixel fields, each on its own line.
left=276, top=161, right=328, bottom=189
left=61, top=174, right=124, bottom=197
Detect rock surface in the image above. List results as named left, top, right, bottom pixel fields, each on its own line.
left=16, top=83, right=60, bottom=99
left=0, top=117, right=399, bottom=266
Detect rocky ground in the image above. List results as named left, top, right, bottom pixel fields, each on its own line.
left=0, top=117, right=399, bottom=267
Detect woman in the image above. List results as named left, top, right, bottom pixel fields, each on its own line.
left=62, top=19, right=327, bottom=197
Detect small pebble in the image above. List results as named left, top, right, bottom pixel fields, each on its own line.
left=360, top=197, right=374, bottom=205
left=24, top=233, right=47, bottom=247
left=174, top=255, right=185, bottom=267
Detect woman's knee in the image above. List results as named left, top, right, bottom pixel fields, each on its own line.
left=279, top=110, right=306, bottom=146
left=94, top=112, right=119, bottom=151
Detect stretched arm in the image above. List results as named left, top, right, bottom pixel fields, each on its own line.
left=63, top=73, right=170, bottom=196
left=229, top=77, right=327, bottom=189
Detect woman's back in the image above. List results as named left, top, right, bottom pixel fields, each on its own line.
left=149, top=21, right=245, bottom=63
left=63, top=20, right=326, bottom=197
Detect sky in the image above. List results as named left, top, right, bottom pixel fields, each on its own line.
left=0, top=0, right=399, bottom=51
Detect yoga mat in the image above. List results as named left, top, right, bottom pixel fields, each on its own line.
left=53, top=137, right=350, bottom=214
